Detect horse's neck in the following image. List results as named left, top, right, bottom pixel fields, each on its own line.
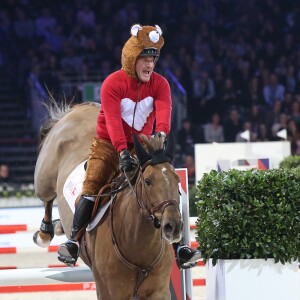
left=114, top=191, right=162, bottom=262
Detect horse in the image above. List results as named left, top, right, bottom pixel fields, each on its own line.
left=33, top=101, right=183, bottom=300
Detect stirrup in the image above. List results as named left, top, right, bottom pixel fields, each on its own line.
left=57, top=240, right=79, bottom=267
left=176, top=244, right=202, bottom=270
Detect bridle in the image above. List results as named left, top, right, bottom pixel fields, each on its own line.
left=132, top=160, right=180, bottom=228
left=109, top=158, right=181, bottom=297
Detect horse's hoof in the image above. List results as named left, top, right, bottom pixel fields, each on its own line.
left=53, top=219, right=64, bottom=236
left=33, top=230, right=51, bottom=248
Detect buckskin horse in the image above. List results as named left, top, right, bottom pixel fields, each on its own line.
left=33, top=100, right=183, bottom=299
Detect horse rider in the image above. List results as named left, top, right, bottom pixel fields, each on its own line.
left=58, top=24, right=201, bottom=269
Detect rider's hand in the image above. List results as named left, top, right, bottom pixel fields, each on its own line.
left=119, top=149, right=137, bottom=172
left=154, top=131, right=167, bottom=146
left=154, top=131, right=166, bottom=139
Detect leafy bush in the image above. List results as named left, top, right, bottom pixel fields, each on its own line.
left=0, top=184, right=35, bottom=198
left=195, top=168, right=300, bottom=266
left=279, top=155, right=300, bottom=169
left=188, top=184, right=198, bottom=217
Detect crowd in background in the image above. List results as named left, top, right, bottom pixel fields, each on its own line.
left=1, top=0, right=300, bottom=184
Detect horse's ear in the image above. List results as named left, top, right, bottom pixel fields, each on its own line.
left=165, top=132, right=175, bottom=162
left=134, top=134, right=152, bottom=166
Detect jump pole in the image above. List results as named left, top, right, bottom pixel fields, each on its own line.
left=0, top=266, right=96, bottom=293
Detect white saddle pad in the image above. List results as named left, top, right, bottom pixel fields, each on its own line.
left=63, top=160, right=112, bottom=231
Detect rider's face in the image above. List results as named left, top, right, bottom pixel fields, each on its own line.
left=135, top=56, right=155, bottom=82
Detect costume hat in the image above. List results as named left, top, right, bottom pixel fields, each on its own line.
left=121, top=24, right=164, bottom=79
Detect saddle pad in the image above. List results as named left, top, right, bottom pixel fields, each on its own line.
left=63, top=160, right=86, bottom=213
left=63, top=160, right=111, bottom=231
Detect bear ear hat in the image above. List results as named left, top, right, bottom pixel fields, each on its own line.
left=130, top=24, right=163, bottom=38
left=131, top=24, right=142, bottom=36
left=122, top=24, right=164, bottom=79
left=155, top=25, right=162, bottom=35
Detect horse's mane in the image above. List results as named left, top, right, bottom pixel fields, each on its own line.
left=140, top=135, right=165, bottom=153
left=37, top=96, right=99, bottom=152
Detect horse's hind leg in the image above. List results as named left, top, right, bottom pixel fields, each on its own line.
left=33, top=199, right=65, bottom=247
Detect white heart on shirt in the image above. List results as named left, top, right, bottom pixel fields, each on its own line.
left=121, top=97, right=154, bottom=131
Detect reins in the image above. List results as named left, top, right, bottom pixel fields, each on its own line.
left=89, top=166, right=141, bottom=199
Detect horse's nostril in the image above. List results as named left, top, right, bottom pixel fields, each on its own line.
left=164, top=223, right=173, bottom=233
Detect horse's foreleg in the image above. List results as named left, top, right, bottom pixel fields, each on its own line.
left=33, top=198, right=65, bottom=247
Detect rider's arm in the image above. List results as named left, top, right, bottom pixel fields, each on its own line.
left=100, top=73, right=128, bottom=152
left=153, top=75, right=172, bottom=135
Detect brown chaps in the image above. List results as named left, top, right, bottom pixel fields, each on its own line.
left=81, top=137, right=119, bottom=196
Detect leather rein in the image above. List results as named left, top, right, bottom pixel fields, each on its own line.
left=109, top=159, right=180, bottom=297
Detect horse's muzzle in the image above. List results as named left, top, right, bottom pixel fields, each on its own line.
left=161, top=213, right=183, bottom=244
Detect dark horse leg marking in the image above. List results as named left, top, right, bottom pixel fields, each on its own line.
left=33, top=196, right=65, bottom=247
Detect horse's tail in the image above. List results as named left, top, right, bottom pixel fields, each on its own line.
left=38, top=96, right=74, bottom=153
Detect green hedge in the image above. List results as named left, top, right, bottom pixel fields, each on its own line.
left=195, top=168, right=300, bottom=266
left=0, top=184, right=35, bottom=198
left=279, top=155, right=300, bottom=169
left=188, top=184, right=198, bottom=217
left=0, top=190, right=35, bottom=198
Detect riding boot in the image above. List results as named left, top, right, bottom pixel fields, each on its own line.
left=57, top=195, right=95, bottom=267
left=173, top=242, right=202, bottom=270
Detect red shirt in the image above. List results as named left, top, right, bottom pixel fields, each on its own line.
left=96, top=69, right=172, bottom=152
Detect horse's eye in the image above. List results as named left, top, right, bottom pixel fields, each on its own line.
left=145, top=178, right=152, bottom=186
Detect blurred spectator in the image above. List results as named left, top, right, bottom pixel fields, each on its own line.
left=265, top=99, right=283, bottom=129
left=177, top=118, right=203, bottom=155
left=183, top=154, right=196, bottom=185
left=263, top=74, right=285, bottom=107
left=261, top=42, right=278, bottom=69
left=212, top=63, right=224, bottom=101
left=38, top=52, right=61, bottom=96
left=274, top=56, right=287, bottom=80
left=46, top=24, right=66, bottom=53
left=281, top=92, right=294, bottom=115
left=203, top=112, right=224, bottom=143
left=76, top=4, right=96, bottom=32
left=60, top=44, right=83, bottom=76
left=256, top=123, right=271, bottom=142
left=283, top=65, right=297, bottom=94
left=287, top=118, right=300, bottom=154
left=219, top=78, right=239, bottom=113
left=223, top=108, right=243, bottom=142
left=0, top=164, right=13, bottom=188
left=290, top=100, right=300, bottom=126
left=13, top=8, right=35, bottom=41
left=246, top=104, right=265, bottom=135
left=192, top=70, right=216, bottom=124
left=271, top=112, right=288, bottom=140
left=116, top=2, right=139, bottom=27
left=235, top=120, right=257, bottom=142
left=242, top=77, right=264, bottom=108
left=68, top=25, right=88, bottom=52
left=35, top=7, right=57, bottom=38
